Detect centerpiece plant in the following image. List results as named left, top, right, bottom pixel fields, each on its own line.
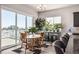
left=28, top=27, right=38, bottom=34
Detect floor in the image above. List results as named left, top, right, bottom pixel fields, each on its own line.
left=1, top=42, right=56, bottom=54
left=1, top=38, right=19, bottom=47
left=0, top=35, right=74, bottom=54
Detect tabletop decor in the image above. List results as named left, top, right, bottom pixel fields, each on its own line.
left=28, top=27, right=38, bottom=34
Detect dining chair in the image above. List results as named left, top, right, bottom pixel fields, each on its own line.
left=29, top=38, right=36, bottom=51
left=20, top=32, right=27, bottom=53
left=20, top=32, right=27, bottom=47
left=20, top=32, right=33, bottom=53
left=38, top=32, right=45, bottom=47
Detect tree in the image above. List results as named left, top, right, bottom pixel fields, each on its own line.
left=8, top=25, right=18, bottom=30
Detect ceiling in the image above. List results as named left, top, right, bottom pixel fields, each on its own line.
left=28, top=4, right=74, bottom=12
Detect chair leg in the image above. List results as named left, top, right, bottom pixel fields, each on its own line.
left=21, top=43, right=23, bottom=48
left=25, top=45, right=27, bottom=54
left=25, top=49, right=26, bottom=54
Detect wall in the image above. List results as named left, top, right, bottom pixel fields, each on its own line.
left=38, top=5, right=79, bottom=35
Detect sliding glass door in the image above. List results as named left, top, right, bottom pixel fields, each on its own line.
left=17, top=14, right=26, bottom=43
left=0, top=9, right=33, bottom=49
left=27, top=16, right=33, bottom=29
left=1, top=9, right=16, bottom=47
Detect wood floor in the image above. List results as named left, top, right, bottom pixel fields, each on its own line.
left=1, top=42, right=56, bottom=54
left=0, top=35, right=74, bottom=54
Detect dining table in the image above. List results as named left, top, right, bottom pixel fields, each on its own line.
left=26, top=34, right=42, bottom=51
left=26, top=34, right=41, bottom=39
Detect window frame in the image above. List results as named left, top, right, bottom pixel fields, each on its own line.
left=46, top=16, right=62, bottom=24
left=0, top=8, right=33, bottom=50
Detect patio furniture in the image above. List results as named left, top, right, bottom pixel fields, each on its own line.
left=26, top=34, right=41, bottom=52
left=38, top=32, right=45, bottom=47
left=20, top=32, right=28, bottom=53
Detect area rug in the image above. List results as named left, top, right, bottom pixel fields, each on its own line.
left=33, top=49, right=41, bottom=54
left=12, top=47, right=22, bottom=53
left=12, top=44, right=49, bottom=54
left=43, top=44, right=49, bottom=48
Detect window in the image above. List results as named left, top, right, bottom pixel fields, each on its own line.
left=46, top=17, right=54, bottom=24
left=17, top=14, right=26, bottom=31
left=1, top=9, right=16, bottom=47
left=46, top=16, right=61, bottom=24
left=17, top=14, right=26, bottom=43
left=27, top=16, right=33, bottom=29
left=1, top=9, right=33, bottom=49
left=53, top=17, right=61, bottom=24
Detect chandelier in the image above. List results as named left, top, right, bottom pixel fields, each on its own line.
left=37, top=4, right=47, bottom=11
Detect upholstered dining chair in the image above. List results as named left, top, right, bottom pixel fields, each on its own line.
left=20, top=32, right=27, bottom=47
left=20, top=32, right=28, bottom=53
left=38, top=32, right=45, bottom=47
left=20, top=32, right=34, bottom=53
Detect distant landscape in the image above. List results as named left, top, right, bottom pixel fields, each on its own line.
left=2, top=25, right=25, bottom=39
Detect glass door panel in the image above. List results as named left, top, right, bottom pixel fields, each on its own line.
left=1, top=9, right=16, bottom=47
left=27, top=16, right=33, bottom=29
left=17, top=14, right=26, bottom=43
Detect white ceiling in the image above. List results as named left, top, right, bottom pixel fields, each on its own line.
left=28, top=4, right=73, bottom=12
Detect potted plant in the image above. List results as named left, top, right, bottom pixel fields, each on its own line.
left=28, top=27, right=38, bottom=34
left=35, top=18, right=46, bottom=31
left=53, top=23, right=63, bottom=32
left=45, top=21, right=54, bottom=31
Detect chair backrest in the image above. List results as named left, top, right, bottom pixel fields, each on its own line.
left=40, top=32, right=44, bottom=37
left=53, top=40, right=64, bottom=54
left=20, top=32, right=27, bottom=43
left=38, top=32, right=45, bottom=40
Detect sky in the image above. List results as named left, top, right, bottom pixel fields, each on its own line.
left=2, top=9, right=33, bottom=29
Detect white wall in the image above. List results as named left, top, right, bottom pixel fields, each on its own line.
left=38, top=5, right=79, bottom=35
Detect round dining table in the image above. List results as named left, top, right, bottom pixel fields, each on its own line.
left=26, top=34, right=41, bottom=51
left=26, top=34, right=41, bottom=39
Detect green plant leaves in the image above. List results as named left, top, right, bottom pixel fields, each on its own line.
left=35, top=18, right=46, bottom=30
left=28, top=27, right=38, bottom=33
